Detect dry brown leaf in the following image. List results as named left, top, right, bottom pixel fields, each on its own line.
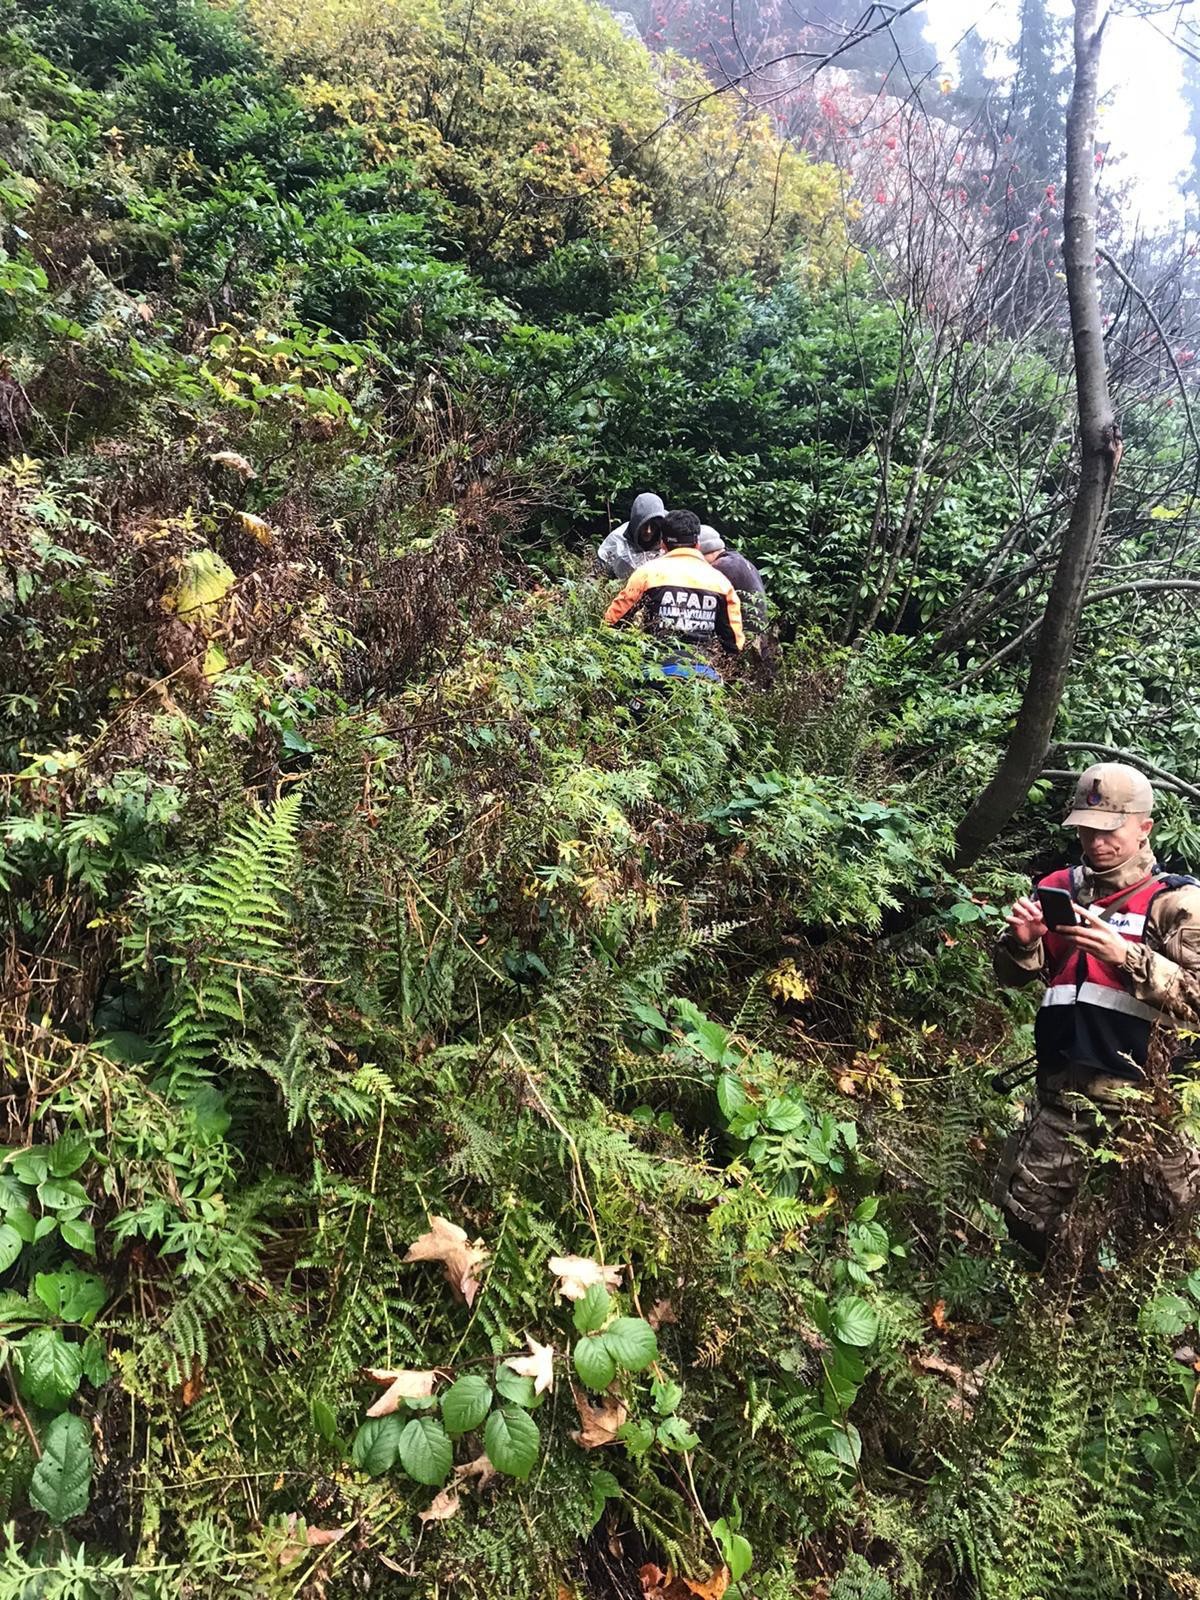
left=505, top=1334, right=555, bottom=1395
left=647, top=1300, right=678, bottom=1331
left=454, top=1452, right=497, bottom=1490
left=404, top=1215, right=488, bottom=1305
left=548, top=1254, right=623, bottom=1301
left=208, top=449, right=257, bottom=478
left=277, top=1516, right=347, bottom=1567
left=180, top=1358, right=203, bottom=1408
left=364, top=1367, right=437, bottom=1417
left=639, top=1565, right=730, bottom=1600
left=914, top=1350, right=999, bottom=1417
left=418, top=1487, right=460, bottom=1524
left=570, top=1385, right=627, bottom=1449
left=930, top=1300, right=949, bottom=1332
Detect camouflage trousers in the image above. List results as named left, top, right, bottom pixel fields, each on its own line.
left=995, top=1067, right=1200, bottom=1241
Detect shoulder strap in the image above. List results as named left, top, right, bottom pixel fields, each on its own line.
left=1154, top=871, right=1200, bottom=891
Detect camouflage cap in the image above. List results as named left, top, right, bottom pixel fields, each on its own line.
left=1063, top=762, right=1155, bottom=830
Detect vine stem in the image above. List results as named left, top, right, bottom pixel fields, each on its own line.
left=4, top=1356, right=41, bottom=1459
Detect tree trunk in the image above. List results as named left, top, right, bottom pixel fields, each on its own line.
left=954, top=0, right=1120, bottom=868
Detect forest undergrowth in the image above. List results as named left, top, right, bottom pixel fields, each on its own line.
left=4, top=0, right=1200, bottom=1596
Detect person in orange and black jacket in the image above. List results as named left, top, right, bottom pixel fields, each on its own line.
left=603, top=509, right=744, bottom=673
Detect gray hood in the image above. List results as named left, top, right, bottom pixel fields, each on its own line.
left=626, top=492, right=666, bottom=548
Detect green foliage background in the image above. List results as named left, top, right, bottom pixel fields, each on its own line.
left=4, top=1, right=1200, bottom=1596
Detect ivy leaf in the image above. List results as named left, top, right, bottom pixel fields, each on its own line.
left=350, top=1415, right=403, bottom=1476
left=397, top=1416, right=453, bottom=1486
left=29, top=1413, right=91, bottom=1524
left=831, top=1296, right=878, bottom=1348
left=17, top=1328, right=83, bottom=1411
left=574, top=1336, right=618, bottom=1391
left=484, top=1405, right=539, bottom=1480
left=573, top=1283, right=612, bottom=1335
left=0, top=1223, right=23, bottom=1274
left=603, top=1318, right=658, bottom=1373
left=441, top=1375, right=493, bottom=1436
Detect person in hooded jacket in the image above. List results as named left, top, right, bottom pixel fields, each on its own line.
left=597, top=493, right=667, bottom=580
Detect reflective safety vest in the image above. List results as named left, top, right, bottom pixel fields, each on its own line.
left=1034, top=865, right=1167, bottom=1081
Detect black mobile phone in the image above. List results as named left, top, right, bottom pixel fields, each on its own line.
left=1036, top=886, right=1079, bottom=929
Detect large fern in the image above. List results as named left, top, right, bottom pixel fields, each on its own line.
left=156, top=793, right=302, bottom=1100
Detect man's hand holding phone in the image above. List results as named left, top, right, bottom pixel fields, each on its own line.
left=1006, top=894, right=1048, bottom=948
left=1057, top=900, right=1130, bottom=969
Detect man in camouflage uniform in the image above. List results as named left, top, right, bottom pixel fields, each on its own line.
left=994, top=763, right=1200, bottom=1257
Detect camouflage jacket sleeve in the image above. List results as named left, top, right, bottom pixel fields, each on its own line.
left=1123, top=884, right=1200, bottom=1019
left=993, top=929, right=1046, bottom=989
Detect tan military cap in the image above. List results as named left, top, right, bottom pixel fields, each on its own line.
left=1063, top=762, right=1155, bottom=829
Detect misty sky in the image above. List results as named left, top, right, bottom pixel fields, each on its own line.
left=921, top=0, right=1190, bottom=226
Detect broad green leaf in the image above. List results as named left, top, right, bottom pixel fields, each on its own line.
left=655, top=1415, right=699, bottom=1452
left=350, top=1415, right=402, bottom=1476
left=724, top=1532, right=753, bottom=1583
left=38, top=1177, right=90, bottom=1213
left=831, top=1296, right=878, bottom=1349
left=48, top=1135, right=90, bottom=1177
left=630, top=1002, right=669, bottom=1032
left=574, top=1336, right=617, bottom=1391
left=441, top=1375, right=492, bottom=1436
left=852, top=1196, right=879, bottom=1222
left=17, top=1328, right=83, bottom=1411
left=573, top=1282, right=612, bottom=1335
left=483, top=1405, right=539, bottom=1480
left=614, top=1419, right=654, bottom=1456
left=652, top=1379, right=683, bottom=1416
left=0, top=1224, right=23, bottom=1274
left=59, top=1219, right=95, bottom=1258
left=80, top=1335, right=109, bottom=1388
left=717, top=1073, right=746, bottom=1121
left=1140, top=1292, right=1194, bottom=1337
left=10, top=1150, right=48, bottom=1186
left=494, top=1364, right=538, bottom=1408
left=5, top=1209, right=35, bottom=1244
left=397, top=1416, right=452, bottom=1487
left=29, top=1413, right=91, bottom=1524
left=588, top=1467, right=622, bottom=1528
left=33, top=1270, right=105, bottom=1327
left=713, top=1519, right=753, bottom=1584
left=0, top=1175, right=30, bottom=1210
left=603, top=1318, right=657, bottom=1373
left=825, top=1421, right=862, bottom=1468
left=311, top=1398, right=337, bottom=1441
